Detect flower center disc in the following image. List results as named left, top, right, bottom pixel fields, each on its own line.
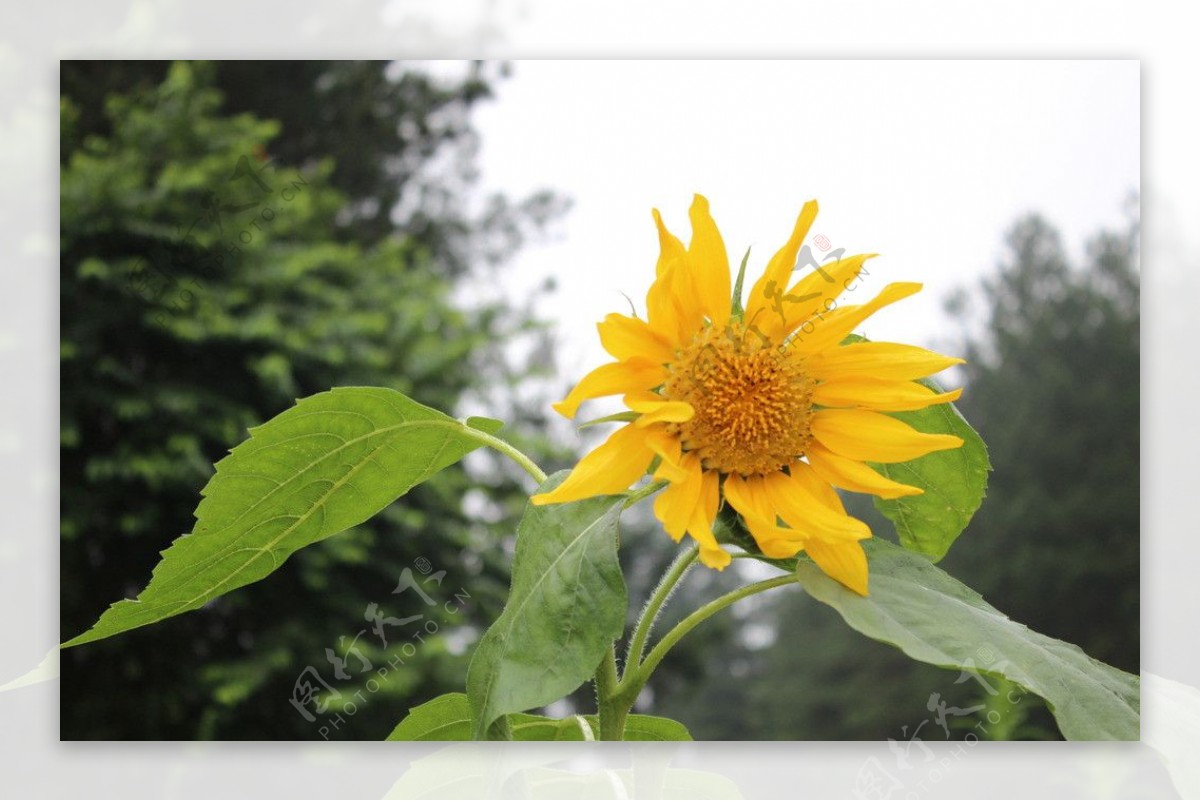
left=663, top=322, right=815, bottom=476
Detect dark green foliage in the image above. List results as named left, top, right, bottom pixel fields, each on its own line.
left=59, top=61, right=569, bottom=739
left=938, top=209, right=1140, bottom=675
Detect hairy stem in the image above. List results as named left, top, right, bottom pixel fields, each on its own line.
left=458, top=424, right=548, bottom=484
left=594, top=645, right=627, bottom=740
left=624, top=544, right=699, bottom=674
left=618, top=573, right=801, bottom=705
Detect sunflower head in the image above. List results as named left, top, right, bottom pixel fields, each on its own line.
left=663, top=318, right=816, bottom=476
left=532, top=195, right=965, bottom=595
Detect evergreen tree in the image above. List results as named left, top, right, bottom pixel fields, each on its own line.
left=60, top=61, right=568, bottom=739
left=940, top=207, right=1140, bottom=674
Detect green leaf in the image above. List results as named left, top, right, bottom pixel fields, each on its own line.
left=510, top=712, right=691, bottom=741
left=387, top=693, right=474, bottom=741
left=62, top=387, right=502, bottom=648
left=388, top=693, right=692, bottom=741
left=508, top=712, right=581, bottom=741
left=797, top=539, right=1139, bottom=740
left=466, top=473, right=627, bottom=740
left=598, top=714, right=693, bottom=741
left=871, top=376, right=990, bottom=561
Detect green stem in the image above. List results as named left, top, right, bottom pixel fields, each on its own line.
left=618, top=573, right=801, bottom=703
left=588, top=481, right=672, bottom=741
left=459, top=424, right=548, bottom=484
left=594, top=645, right=627, bottom=740
left=624, top=544, right=699, bottom=674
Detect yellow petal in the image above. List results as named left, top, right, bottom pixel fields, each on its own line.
left=652, top=207, right=687, bottom=277
left=530, top=425, right=652, bottom=505
left=804, top=539, right=870, bottom=596
left=691, top=469, right=731, bottom=569
left=652, top=454, right=728, bottom=567
left=760, top=470, right=870, bottom=543
left=653, top=489, right=687, bottom=542
left=687, top=194, right=731, bottom=328
left=648, top=208, right=709, bottom=341
left=788, top=282, right=923, bottom=356
left=624, top=391, right=695, bottom=427
left=643, top=426, right=688, bottom=483
left=810, top=409, right=964, bottom=463
left=701, top=462, right=719, bottom=522
left=805, top=341, right=964, bottom=381
left=722, top=473, right=771, bottom=526
left=745, top=200, right=819, bottom=326
left=778, top=253, right=877, bottom=335
left=653, top=454, right=704, bottom=540
left=805, top=443, right=923, bottom=500
left=552, top=359, right=664, bottom=418
left=645, top=260, right=695, bottom=344
left=811, top=377, right=963, bottom=412
left=724, top=473, right=807, bottom=558
left=597, top=313, right=675, bottom=364
left=746, top=252, right=875, bottom=341
left=788, top=460, right=849, bottom=512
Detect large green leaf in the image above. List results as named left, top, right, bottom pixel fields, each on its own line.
left=603, top=715, right=693, bottom=741
left=62, top=387, right=501, bottom=648
left=507, top=709, right=690, bottom=742
left=466, top=473, right=627, bottom=740
left=871, top=376, right=990, bottom=561
left=388, top=692, right=691, bottom=741
left=797, top=539, right=1139, bottom=740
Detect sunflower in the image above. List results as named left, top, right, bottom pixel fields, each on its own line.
left=531, top=195, right=965, bottom=595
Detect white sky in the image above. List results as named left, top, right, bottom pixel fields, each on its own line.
left=470, top=60, right=1139, bottom=377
